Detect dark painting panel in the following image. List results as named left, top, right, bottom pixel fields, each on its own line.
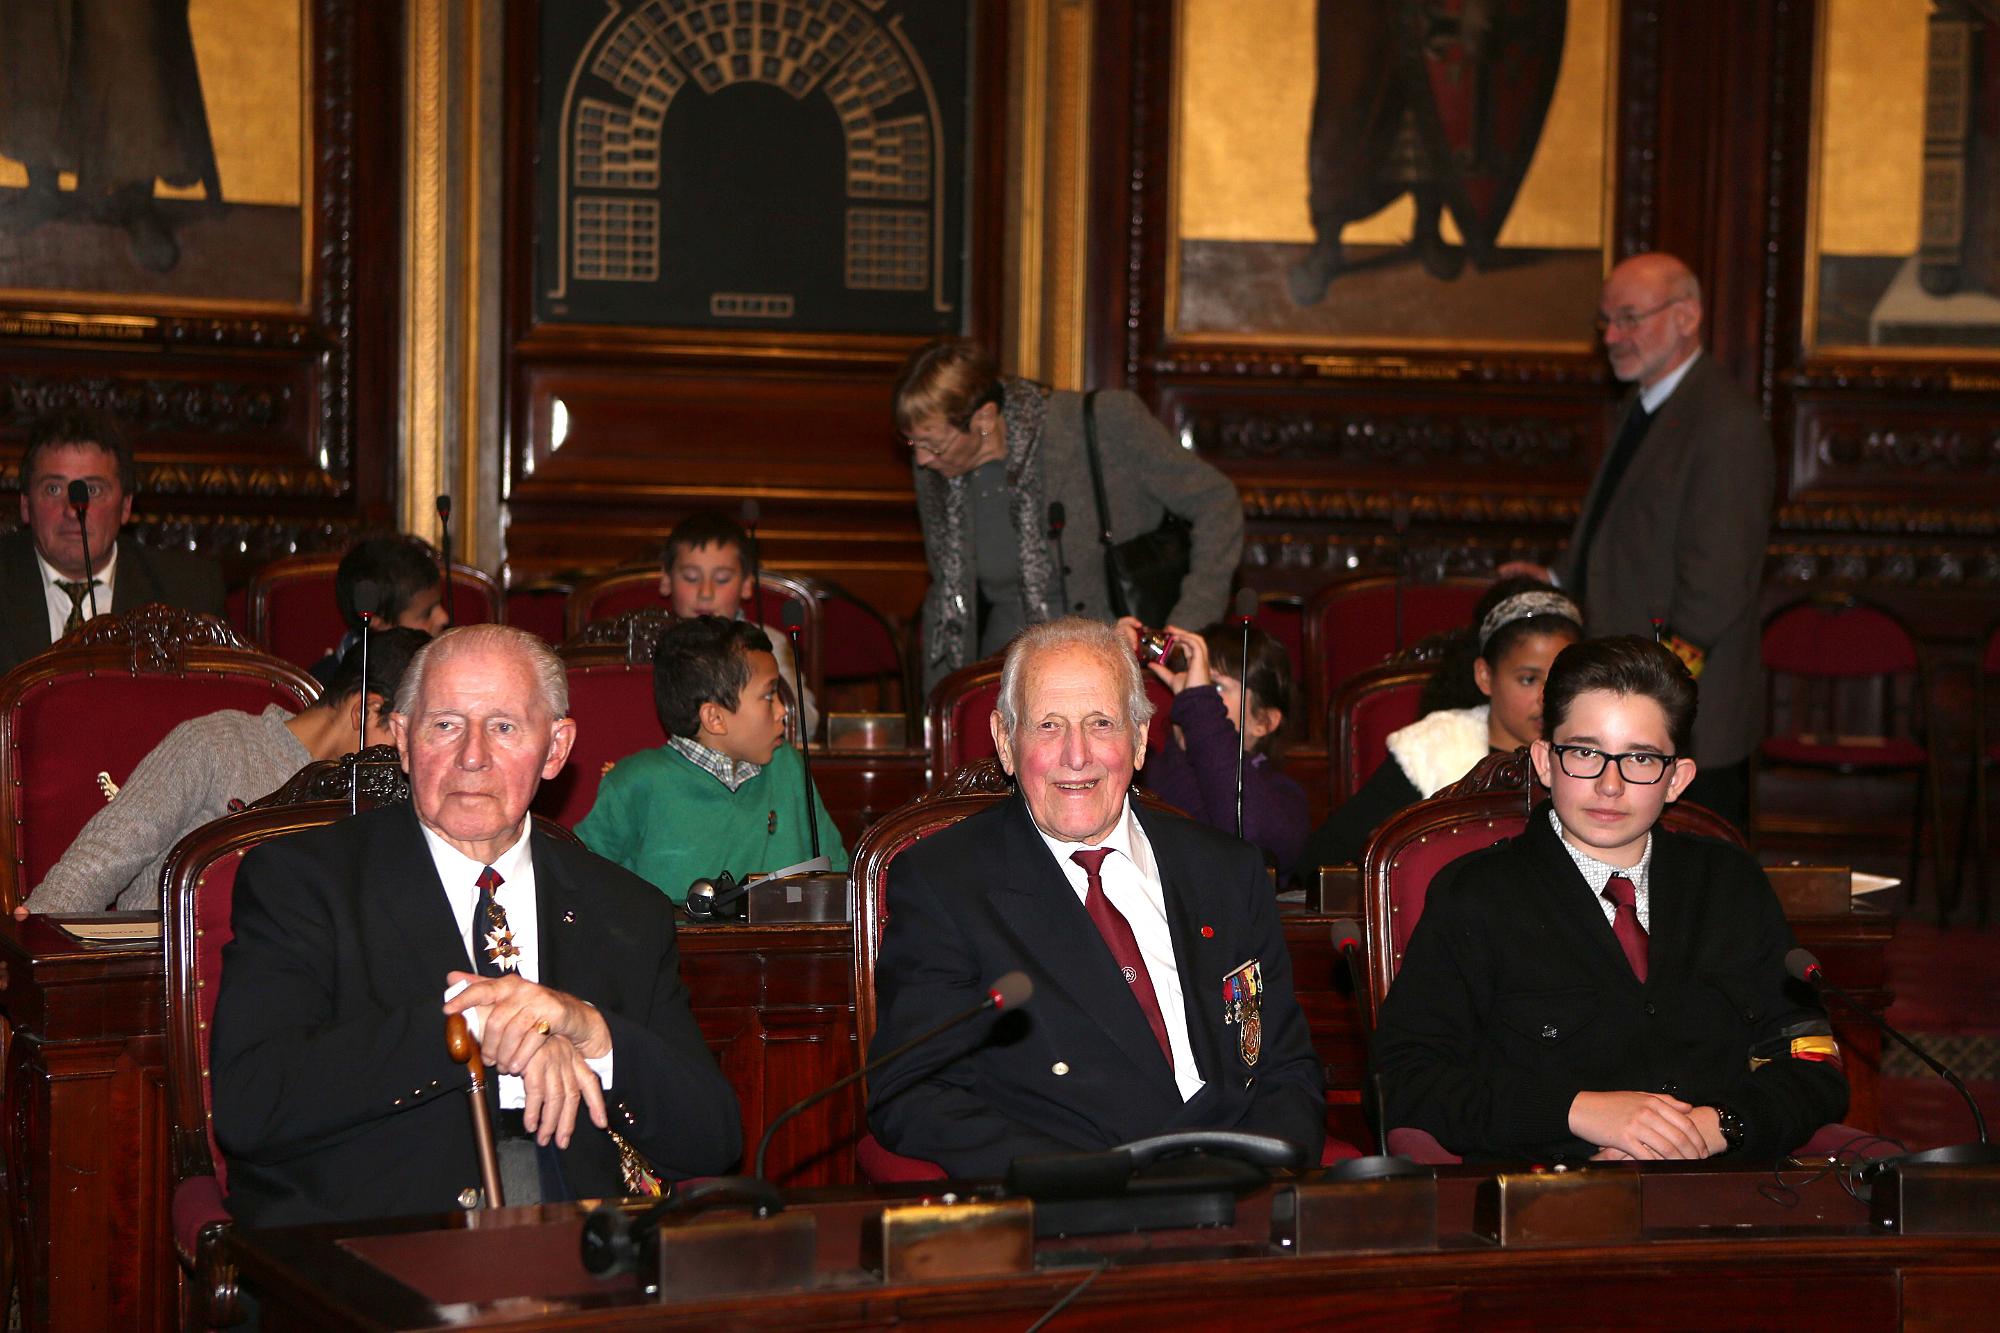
left=533, top=0, right=971, bottom=334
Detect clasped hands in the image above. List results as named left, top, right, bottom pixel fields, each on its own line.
left=1570, top=1090, right=1727, bottom=1162
left=444, top=971, right=612, bottom=1150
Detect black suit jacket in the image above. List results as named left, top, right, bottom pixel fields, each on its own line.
left=1552, top=355, right=1774, bottom=767
left=211, top=803, right=741, bottom=1228
left=866, top=795, right=1326, bottom=1178
left=0, top=530, right=226, bottom=677
left=1375, top=807, right=1847, bottom=1163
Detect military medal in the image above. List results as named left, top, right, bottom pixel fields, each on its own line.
left=1222, top=958, right=1264, bottom=1066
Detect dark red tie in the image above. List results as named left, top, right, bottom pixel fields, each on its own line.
left=1603, top=874, right=1648, bottom=982
left=1070, top=848, right=1174, bottom=1070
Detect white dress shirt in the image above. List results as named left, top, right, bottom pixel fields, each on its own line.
left=1039, top=798, right=1206, bottom=1102
left=36, top=543, right=118, bottom=643
left=1549, top=808, right=1655, bottom=933
left=423, top=820, right=615, bottom=1108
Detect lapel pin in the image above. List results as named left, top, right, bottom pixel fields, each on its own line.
left=561, top=909, right=577, bottom=924
left=1200, top=925, right=1214, bottom=938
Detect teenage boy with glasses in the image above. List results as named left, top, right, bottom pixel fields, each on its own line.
left=1374, top=636, right=1847, bottom=1165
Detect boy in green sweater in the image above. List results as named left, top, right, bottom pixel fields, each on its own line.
left=578, top=615, right=846, bottom=902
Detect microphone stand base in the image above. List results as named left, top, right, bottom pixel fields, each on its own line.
left=1866, top=1153, right=2000, bottom=1235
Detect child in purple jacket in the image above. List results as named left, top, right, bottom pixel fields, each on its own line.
left=1117, top=617, right=1309, bottom=881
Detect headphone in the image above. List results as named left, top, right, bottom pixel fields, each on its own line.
left=684, top=871, right=751, bottom=922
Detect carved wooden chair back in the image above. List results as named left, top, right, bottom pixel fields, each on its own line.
left=0, top=607, right=320, bottom=911
left=1328, top=662, right=1435, bottom=805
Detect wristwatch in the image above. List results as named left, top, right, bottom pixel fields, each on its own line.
left=1713, top=1105, right=1746, bottom=1152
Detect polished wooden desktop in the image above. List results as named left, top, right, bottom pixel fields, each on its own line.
left=225, top=1166, right=2000, bottom=1330
left=0, top=885, right=1895, bottom=1331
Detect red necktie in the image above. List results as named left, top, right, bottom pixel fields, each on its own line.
left=1603, top=873, right=1648, bottom=982
left=1070, top=848, right=1173, bottom=1070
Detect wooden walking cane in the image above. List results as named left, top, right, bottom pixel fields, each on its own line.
left=445, top=1013, right=506, bottom=1207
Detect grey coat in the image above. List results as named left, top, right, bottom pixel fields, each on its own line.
left=1554, top=355, right=1774, bottom=768
left=916, top=386, right=1244, bottom=691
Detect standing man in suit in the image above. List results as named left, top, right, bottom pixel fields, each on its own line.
left=0, top=411, right=225, bottom=677
left=866, top=618, right=1325, bottom=1178
left=1503, top=252, right=1773, bottom=831
left=212, top=625, right=740, bottom=1226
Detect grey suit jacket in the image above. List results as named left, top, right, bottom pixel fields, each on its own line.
left=0, top=530, right=226, bottom=678
left=1554, top=355, right=1773, bottom=768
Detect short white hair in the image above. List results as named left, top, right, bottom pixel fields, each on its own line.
left=393, top=624, right=569, bottom=720
left=995, top=617, right=1153, bottom=741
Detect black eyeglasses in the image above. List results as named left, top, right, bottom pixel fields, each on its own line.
left=1593, top=297, right=1685, bottom=334
left=1549, top=743, right=1679, bottom=784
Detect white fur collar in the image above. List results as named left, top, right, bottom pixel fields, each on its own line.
left=1386, top=705, right=1492, bottom=798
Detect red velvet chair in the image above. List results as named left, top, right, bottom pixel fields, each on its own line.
left=819, top=582, right=911, bottom=714
left=505, top=578, right=576, bottom=644
left=924, top=657, right=1174, bottom=779
left=1327, top=662, right=1435, bottom=806
left=565, top=566, right=825, bottom=703
left=1359, top=752, right=1874, bottom=1166
left=1761, top=592, right=1947, bottom=917
left=1300, top=574, right=1485, bottom=741
left=0, top=607, right=320, bottom=910
left=850, top=760, right=1356, bottom=1180
left=246, top=546, right=501, bottom=670
left=536, top=658, right=669, bottom=830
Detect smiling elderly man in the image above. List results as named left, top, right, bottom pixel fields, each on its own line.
left=866, top=618, right=1325, bottom=1177
left=211, top=625, right=739, bottom=1226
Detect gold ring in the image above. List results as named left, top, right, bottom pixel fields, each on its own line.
left=534, top=1018, right=551, bottom=1036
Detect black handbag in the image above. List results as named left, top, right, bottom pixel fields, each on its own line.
left=1081, top=390, right=1192, bottom=628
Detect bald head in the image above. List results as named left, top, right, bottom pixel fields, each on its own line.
left=1599, top=252, right=1703, bottom=389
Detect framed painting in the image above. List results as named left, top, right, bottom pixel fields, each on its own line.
left=0, top=0, right=312, bottom=318
left=1803, top=0, right=2000, bottom=355
left=532, top=0, right=973, bottom=336
left=1166, top=0, right=1619, bottom=351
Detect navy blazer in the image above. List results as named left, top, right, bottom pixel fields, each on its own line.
left=866, top=793, right=1325, bottom=1177
left=212, top=803, right=741, bottom=1227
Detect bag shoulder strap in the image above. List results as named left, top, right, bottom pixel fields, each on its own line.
left=1080, top=390, right=1116, bottom=548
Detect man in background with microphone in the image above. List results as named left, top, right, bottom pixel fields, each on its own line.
left=0, top=410, right=223, bottom=676
left=867, top=618, right=1324, bottom=1177
left=1375, top=637, right=1846, bottom=1164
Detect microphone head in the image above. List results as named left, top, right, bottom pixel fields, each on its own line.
left=351, top=579, right=381, bottom=619
left=66, top=479, right=89, bottom=508
left=988, top=971, right=1033, bottom=1010
left=740, top=498, right=761, bottom=527
left=1047, top=500, right=1066, bottom=531
left=781, top=600, right=804, bottom=630
left=1785, top=947, right=1823, bottom=984
left=1233, top=586, right=1259, bottom=622
left=435, top=494, right=452, bottom=521
left=1329, top=918, right=1363, bottom=953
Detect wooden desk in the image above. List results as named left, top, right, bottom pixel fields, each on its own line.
left=0, top=898, right=1897, bottom=1332
left=225, top=1169, right=2000, bottom=1329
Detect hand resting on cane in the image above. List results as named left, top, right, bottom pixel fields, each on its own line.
left=445, top=971, right=611, bottom=1149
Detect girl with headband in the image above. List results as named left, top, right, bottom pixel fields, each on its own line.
left=1295, top=578, right=1583, bottom=875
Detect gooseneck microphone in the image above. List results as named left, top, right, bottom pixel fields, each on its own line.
left=1787, top=947, right=1999, bottom=1167
left=1232, top=587, right=1258, bottom=839
left=580, top=971, right=1034, bottom=1276
left=348, top=581, right=380, bottom=815
left=66, top=480, right=100, bottom=622
left=1048, top=501, right=1071, bottom=614
left=1326, top=919, right=1429, bottom=1181
left=1390, top=498, right=1411, bottom=651
left=435, top=496, right=454, bottom=626
left=779, top=601, right=820, bottom=859
left=740, top=498, right=763, bottom=629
